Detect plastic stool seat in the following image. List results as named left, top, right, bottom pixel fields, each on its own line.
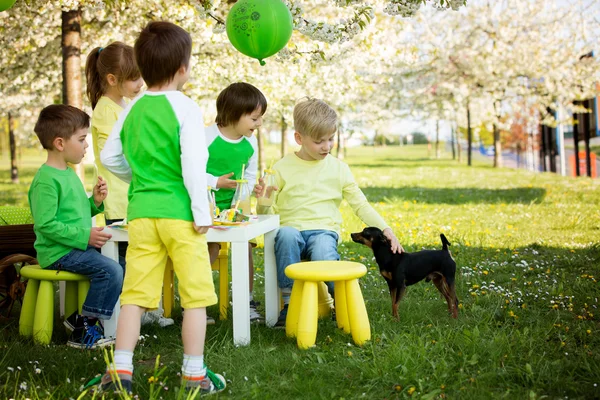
left=285, top=261, right=367, bottom=281
left=20, top=265, right=89, bottom=281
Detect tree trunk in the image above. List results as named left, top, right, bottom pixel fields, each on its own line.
left=451, top=124, right=456, bottom=160
left=493, top=122, right=502, bottom=168
left=256, top=127, right=265, bottom=176
left=467, top=101, right=472, bottom=166
left=8, top=113, right=18, bottom=184
left=435, top=119, right=440, bottom=159
left=62, top=8, right=84, bottom=182
left=336, top=122, right=344, bottom=160
left=582, top=101, right=592, bottom=177
left=280, top=114, right=287, bottom=158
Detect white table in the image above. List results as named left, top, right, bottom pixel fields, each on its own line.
left=101, top=214, right=280, bottom=346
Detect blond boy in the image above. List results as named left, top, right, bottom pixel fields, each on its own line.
left=256, top=98, right=403, bottom=327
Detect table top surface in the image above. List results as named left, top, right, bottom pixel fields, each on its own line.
left=104, top=214, right=280, bottom=243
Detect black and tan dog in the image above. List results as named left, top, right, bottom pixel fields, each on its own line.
left=351, top=227, right=458, bottom=319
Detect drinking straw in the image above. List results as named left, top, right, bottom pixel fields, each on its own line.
left=241, top=164, right=245, bottom=180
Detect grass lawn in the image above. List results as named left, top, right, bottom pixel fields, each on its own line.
left=1, top=145, right=599, bottom=399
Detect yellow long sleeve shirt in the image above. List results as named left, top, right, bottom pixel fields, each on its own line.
left=259, top=153, right=389, bottom=240
left=92, top=96, right=129, bottom=219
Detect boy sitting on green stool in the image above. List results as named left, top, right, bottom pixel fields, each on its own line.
left=28, top=104, right=123, bottom=349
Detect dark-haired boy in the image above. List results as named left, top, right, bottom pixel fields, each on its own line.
left=101, top=21, right=225, bottom=394
left=28, top=104, right=123, bottom=349
left=206, top=82, right=267, bottom=323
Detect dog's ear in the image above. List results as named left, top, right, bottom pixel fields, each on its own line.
left=377, top=229, right=389, bottom=245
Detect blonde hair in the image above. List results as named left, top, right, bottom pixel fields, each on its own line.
left=293, top=98, right=338, bottom=140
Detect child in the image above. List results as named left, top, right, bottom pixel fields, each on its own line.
left=85, top=41, right=173, bottom=328
left=100, top=21, right=225, bottom=394
left=28, top=104, right=123, bottom=348
left=255, top=98, right=403, bottom=327
left=206, top=82, right=267, bottom=323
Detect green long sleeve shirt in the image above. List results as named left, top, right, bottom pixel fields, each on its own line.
left=28, top=164, right=103, bottom=268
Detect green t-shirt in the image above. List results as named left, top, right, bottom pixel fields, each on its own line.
left=28, top=164, right=103, bottom=267
left=205, top=124, right=258, bottom=210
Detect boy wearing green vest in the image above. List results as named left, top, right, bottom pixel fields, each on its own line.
left=100, top=21, right=225, bottom=394
left=205, top=82, right=267, bottom=323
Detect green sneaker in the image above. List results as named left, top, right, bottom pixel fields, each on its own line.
left=183, top=369, right=226, bottom=396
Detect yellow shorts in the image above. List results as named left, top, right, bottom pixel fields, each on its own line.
left=122, top=218, right=217, bottom=309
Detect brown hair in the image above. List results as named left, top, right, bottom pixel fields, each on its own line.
left=215, top=82, right=267, bottom=127
left=34, top=105, right=90, bottom=150
left=293, top=98, right=338, bottom=140
left=85, top=42, right=140, bottom=109
left=134, top=21, right=192, bottom=88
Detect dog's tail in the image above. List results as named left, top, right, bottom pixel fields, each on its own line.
left=440, top=234, right=451, bottom=251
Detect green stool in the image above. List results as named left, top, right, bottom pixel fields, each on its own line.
left=19, top=265, right=90, bottom=345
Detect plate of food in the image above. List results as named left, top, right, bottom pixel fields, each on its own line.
left=212, top=208, right=252, bottom=227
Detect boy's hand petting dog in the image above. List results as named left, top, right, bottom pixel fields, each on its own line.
left=193, top=223, right=210, bottom=234
left=93, top=176, right=108, bottom=207
left=383, top=227, right=404, bottom=253
left=217, top=172, right=238, bottom=189
left=88, top=227, right=112, bottom=248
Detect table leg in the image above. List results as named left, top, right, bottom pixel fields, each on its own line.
left=231, top=240, right=250, bottom=346
left=102, top=242, right=120, bottom=339
left=264, top=229, right=279, bottom=327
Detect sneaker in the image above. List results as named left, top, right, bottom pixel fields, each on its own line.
left=206, top=315, right=216, bottom=325
left=99, top=371, right=133, bottom=394
left=67, top=319, right=114, bottom=350
left=183, top=369, right=226, bottom=396
left=249, top=300, right=264, bottom=323
left=274, top=304, right=288, bottom=329
left=63, top=311, right=79, bottom=333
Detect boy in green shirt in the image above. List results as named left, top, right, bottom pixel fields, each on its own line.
left=28, top=104, right=123, bottom=349
left=206, top=82, right=267, bottom=323
left=101, top=21, right=225, bottom=395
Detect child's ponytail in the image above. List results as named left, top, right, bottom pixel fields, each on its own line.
left=85, top=47, right=104, bottom=110
left=84, top=42, right=140, bottom=110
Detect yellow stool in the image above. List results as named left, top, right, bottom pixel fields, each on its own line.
left=163, top=243, right=229, bottom=320
left=285, top=261, right=370, bottom=349
left=19, top=265, right=90, bottom=345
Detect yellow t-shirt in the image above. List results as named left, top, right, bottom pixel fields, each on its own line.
left=92, top=96, right=129, bottom=220
left=258, top=153, right=389, bottom=240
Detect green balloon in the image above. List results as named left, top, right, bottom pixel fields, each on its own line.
left=0, top=0, right=16, bottom=12
left=226, top=0, right=293, bottom=66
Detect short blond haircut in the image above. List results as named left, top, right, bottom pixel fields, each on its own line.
left=293, top=98, right=338, bottom=140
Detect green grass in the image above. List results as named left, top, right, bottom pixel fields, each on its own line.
left=1, top=145, right=600, bottom=399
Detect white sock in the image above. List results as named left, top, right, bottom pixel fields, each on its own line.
left=182, top=354, right=206, bottom=378
left=281, top=288, right=292, bottom=305
left=108, top=350, right=133, bottom=380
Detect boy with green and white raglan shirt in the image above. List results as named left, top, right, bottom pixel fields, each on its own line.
left=205, top=82, right=267, bottom=323
left=100, top=21, right=225, bottom=394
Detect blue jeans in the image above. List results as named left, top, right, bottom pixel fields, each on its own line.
left=48, top=246, right=124, bottom=320
left=275, top=227, right=339, bottom=290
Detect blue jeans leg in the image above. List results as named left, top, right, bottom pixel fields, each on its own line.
left=275, top=227, right=305, bottom=290
left=48, top=247, right=124, bottom=320
left=303, top=230, right=339, bottom=295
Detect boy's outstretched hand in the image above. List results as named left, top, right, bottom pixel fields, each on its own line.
left=93, top=176, right=108, bottom=207
left=383, top=227, right=404, bottom=254
left=193, top=223, right=210, bottom=234
left=217, top=172, right=237, bottom=189
left=89, top=227, right=112, bottom=248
